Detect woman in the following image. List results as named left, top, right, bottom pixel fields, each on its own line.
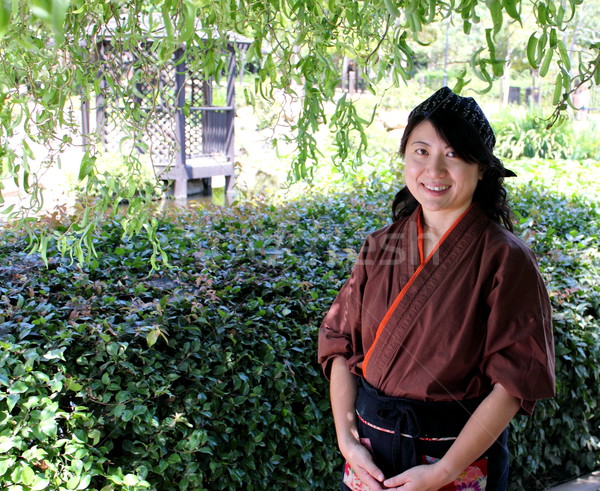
left=318, top=87, right=555, bottom=491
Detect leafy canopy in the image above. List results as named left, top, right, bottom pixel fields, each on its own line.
left=0, top=0, right=599, bottom=264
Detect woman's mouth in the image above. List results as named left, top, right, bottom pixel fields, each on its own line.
left=423, top=184, right=450, bottom=192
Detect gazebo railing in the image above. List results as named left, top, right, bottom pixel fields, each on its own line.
left=186, top=106, right=234, bottom=160
left=84, top=40, right=248, bottom=198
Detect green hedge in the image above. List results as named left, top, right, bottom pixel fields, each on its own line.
left=493, top=112, right=600, bottom=161
left=0, top=183, right=598, bottom=489
left=508, top=184, right=599, bottom=488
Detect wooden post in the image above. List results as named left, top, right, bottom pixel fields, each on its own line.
left=348, top=70, right=356, bottom=96
left=173, top=47, right=188, bottom=199
left=201, top=79, right=211, bottom=156
left=81, top=90, right=90, bottom=150
left=225, top=45, right=236, bottom=193
left=226, top=45, right=236, bottom=165
left=96, top=42, right=107, bottom=147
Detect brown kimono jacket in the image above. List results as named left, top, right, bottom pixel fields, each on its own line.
left=318, top=204, right=555, bottom=414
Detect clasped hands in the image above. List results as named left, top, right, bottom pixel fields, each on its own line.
left=343, top=439, right=453, bottom=491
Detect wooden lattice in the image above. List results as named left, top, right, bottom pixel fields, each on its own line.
left=92, top=42, right=240, bottom=175
left=134, top=58, right=177, bottom=163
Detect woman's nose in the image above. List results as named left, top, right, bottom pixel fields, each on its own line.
left=427, top=154, right=447, bottom=176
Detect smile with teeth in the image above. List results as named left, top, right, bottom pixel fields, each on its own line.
left=423, top=184, right=451, bottom=192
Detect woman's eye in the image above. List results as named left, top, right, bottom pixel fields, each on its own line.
left=447, top=151, right=456, bottom=158
left=416, top=148, right=427, bottom=155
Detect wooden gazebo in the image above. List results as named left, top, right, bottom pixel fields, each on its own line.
left=81, top=36, right=250, bottom=199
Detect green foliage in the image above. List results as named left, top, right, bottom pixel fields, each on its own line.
left=495, top=112, right=572, bottom=160
left=1, top=0, right=599, bottom=264
left=0, top=341, right=114, bottom=490
left=68, top=152, right=160, bottom=200
left=509, top=185, right=600, bottom=488
left=508, top=158, right=600, bottom=201
left=0, top=191, right=388, bottom=489
left=1, top=172, right=598, bottom=489
left=494, top=112, right=600, bottom=160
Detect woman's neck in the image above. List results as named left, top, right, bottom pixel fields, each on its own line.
left=419, top=205, right=472, bottom=259
left=421, top=211, right=459, bottom=238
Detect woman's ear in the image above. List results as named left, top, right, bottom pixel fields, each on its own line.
left=478, top=165, right=484, bottom=180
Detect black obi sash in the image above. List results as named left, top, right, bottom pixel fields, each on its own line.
left=355, top=378, right=509, bottom=488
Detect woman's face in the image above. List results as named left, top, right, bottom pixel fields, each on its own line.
left=404, top=120, right=482, bottom=222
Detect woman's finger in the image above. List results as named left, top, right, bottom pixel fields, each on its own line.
left=353, top=465, right=386, bottom=490
left=345, top=442, right=385, bottom=489
left=383, top=472, right=408, bottom=489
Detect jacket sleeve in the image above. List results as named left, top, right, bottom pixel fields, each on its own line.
left=318, top=241, right=370, bottom=380
left=481, top=239, right=555, bottom=415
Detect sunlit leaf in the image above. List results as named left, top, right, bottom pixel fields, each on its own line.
left=0, top=0, right=10, bottom=37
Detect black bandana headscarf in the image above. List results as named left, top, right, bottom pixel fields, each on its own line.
left=409, top=87, right=516, bottom=177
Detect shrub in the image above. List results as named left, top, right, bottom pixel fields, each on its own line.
left=505, top=159, right=600, bottom=202
left=508, top=184, right=599, bottom=488
left=0, top=179, right=598, bottom=489
left=0, top=192, right=388, bottom=490
left=493, top=112, right=600, bottom=161
left=494, top=112, right=573, bottom=160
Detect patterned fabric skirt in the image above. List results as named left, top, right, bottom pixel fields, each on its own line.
left=341, top=378, right=509, bottom=491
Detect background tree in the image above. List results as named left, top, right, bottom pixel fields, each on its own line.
left=0, top=0, right=598, bottom=262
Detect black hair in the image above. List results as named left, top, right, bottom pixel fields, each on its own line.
left=392, top=108, right=513, bottom=231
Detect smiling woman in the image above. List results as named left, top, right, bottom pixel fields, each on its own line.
left=394, top=87, right=517, bottom=233
left=318, top=87, right=556, bottom=491
left=403, top=121, right=482, bottom=253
